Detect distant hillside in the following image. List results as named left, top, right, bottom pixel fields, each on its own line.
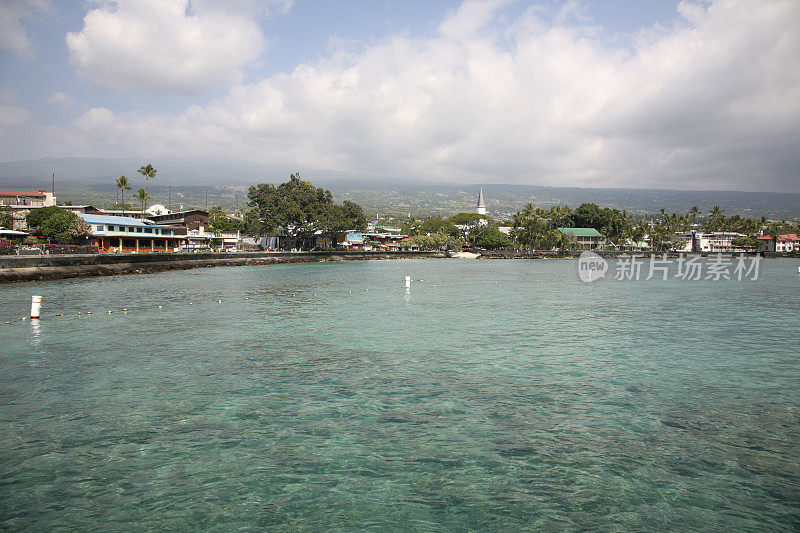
left=1, top=157, right=798, bottom=220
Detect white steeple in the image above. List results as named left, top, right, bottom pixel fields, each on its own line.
left=476, top=187, right=486, bottom=215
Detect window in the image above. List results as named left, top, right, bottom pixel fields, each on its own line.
left=136, top=227, right=142, bottom=233
left=108, top=225, right=115, bottom=231
left=95, top=225, right=103, bottom=231
left=144, top=228, right=152, bottom=233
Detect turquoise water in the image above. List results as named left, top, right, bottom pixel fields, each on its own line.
left=1, top=258, right=798, bottom=531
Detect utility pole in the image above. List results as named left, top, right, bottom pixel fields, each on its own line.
left=168, top=186, right=172, bottom=213
left=205, top=188, right=208, bottom=211
left=52, top=173, right=55, bottom=204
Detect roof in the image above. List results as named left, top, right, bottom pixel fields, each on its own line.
left=758, top=233, right=800, bottom=241
left=78, top=213, right=157, bottom=227
left=477, top=187, right=485, bottom=208
left=558, top=227, right=604, bottom=237
left=0, top=190, right=46, bottom=197
left=148, top=210, right=209, bottom=219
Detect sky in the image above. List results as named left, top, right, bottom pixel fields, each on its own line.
left=0, top=0, right=798, bottom=192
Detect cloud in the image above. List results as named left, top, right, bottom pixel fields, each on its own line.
left=65, top=0, right=268, bottom=94
left=31, top=0, right=800, bottom=191
left=0, top=0, right=52, bottom=59
left=47, top=91, right=74, bottom=107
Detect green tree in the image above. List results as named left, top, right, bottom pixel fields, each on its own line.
left=0, top=207, right=12, bottom=229
left=247, top=173, right=366, bottom=248
left=137, top=163, right=157, bottom=197
left=571, top=203, right=604, bottom=230
left=473, top=225, right=511, bottom=249
left=134, top=188, right=151, bottom=213
left=688, top=206, right=701, bottom=223
left=448, top=212, right=491, bottom=242
left=116, top=175, right=131, bottom=215
left=414, top=216, right=459, bottom=237
left=25, top=207, right=91, bottom=244
left=208, top=206, right=245, bottom=233
left=705, top=205, right=725, bottom=231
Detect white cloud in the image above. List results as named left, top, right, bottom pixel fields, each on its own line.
left=65, top=0, right=268, bottom=94
left=0, top=0, right=52, bottom=59
left=33, top=0, right=800, bottom=191
left=47, top=91, right=74, bottom=107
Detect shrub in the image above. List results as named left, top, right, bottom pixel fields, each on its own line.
left=0, top=241, right=17, bottom=255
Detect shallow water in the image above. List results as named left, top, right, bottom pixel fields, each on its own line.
left=1, top=258, right=798, bottom=530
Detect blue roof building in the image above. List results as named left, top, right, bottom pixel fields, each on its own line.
left=77, top=213, right=184, bottom=253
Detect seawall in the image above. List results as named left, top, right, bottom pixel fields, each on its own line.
left=0, top=251, right=447, bottom=283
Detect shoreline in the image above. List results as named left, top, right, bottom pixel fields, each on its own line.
left=0, top=249, right=791, bottom=284
left=0, top=251, right=446, bottom=283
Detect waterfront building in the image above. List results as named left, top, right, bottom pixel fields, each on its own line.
left=557, top=228, right=605, bottom=250
left=146, top=209, right=210, bottom=232
left=77, top=213, right=183, bottom=253
left=363, top=232, right=409, bottom=250
left=758, top=233, right=800, bottom=252
left=336, top=230, right=365, bottom=250
left=691, top=231, right=747, bottom=252
left=0, top=190, right=57, bottom=229
left=60, top=205, right=102, bottom=215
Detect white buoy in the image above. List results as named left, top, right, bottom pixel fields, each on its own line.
left=30, top=295, right=42, bottom=319
left=405, top=276, right=411, bottom=289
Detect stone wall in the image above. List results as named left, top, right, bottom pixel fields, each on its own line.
left=0, top=250, right=446, bottom=283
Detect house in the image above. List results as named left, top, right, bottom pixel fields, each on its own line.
left=758, top=233, right=800, bottom=252
left=336, top=230, right=365, bottom=250
left=557, top=228, right=605, bottom=250
left=692, top=231, right=747, bottom=252
left=77, top=214, right=183, bottom=253
left=184, top=227, right=240, bottom=251
left=363, top=232, right=409, bottom=250
left=146, top=209, right=210, bottom=232
left=0, top=190, right=57, bottom=229
left=60, top=205, right=102, bottom=215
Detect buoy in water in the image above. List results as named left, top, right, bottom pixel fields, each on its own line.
left=30, top=295, right=42, bottom=319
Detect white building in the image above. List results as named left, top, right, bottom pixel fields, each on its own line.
left=476, top=187, right=486, bottom=215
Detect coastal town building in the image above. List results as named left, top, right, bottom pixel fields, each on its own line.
left=758, top=233, right=800, bottom=252
left=0, top=190, right=57, bottom=230
left=146, top=209, right=210, bottom=232
left=557, top=228, right=605, bottom=250
left=690, top=231, right=747, bottom=252
left=337, top=230, right=365, bottom=250
left=77, top=213, right=183, bottom=253
left=363, top=232, right=409, bottom=250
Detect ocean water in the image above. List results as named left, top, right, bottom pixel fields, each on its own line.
left=1, top=258, right=798, bottom=531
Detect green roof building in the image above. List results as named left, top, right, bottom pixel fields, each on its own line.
left=557, top=227, right=605, bottom=250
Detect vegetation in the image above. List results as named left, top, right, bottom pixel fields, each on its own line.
left=137, top=163, right=157, bottom=197
left=25, top=206, right=91, bottom=244
left=247, top=174, right=367, bottom=249
left=134, top=188, right=151, bottom=213
left=209, top=206, right=245, bottom=233
left=472, top=225, right=511, bottom=249
left=0, top=207, right=12, bottom=229
left=115, top=175, right=131, bottom=213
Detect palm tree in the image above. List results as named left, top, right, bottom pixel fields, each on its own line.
left=115, top=175, right=131, bottom=214
left=707, top=205, right=725, bottom=231
left=688, top=206, right=701, bottom=223
left=137, top=163, right=157, bottom=197
left=134, top=188, right=151, bottom=213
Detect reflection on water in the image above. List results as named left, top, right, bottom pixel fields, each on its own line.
left=0, top=259, right=798, bottom=531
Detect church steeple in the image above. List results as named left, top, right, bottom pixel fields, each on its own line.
left=476, top=187, right=486, bottom=215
